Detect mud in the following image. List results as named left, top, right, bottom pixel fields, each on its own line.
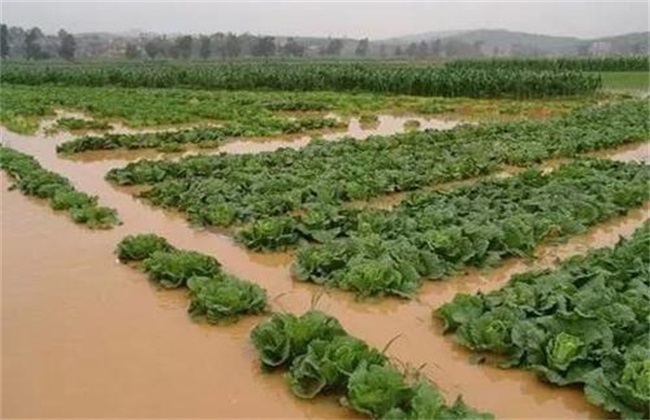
left=2, top=126, right=646, bottom=418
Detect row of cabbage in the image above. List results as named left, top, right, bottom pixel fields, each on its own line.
left=251, top=309, right=493, bottom=419
left=447, top=56, right=650, bottom=72
left=239, top=159, right=649, bottom=298
left=57, top=115, right=342, bottom=153
left=0, top=61, right=601, bottom=98
left=0, top=146, right=119, bottom=228
left=105, top=100, right=649, bottom=230
left=116, top=233, right=267, bottom=322
left=436, top=221, right=650, bottom=419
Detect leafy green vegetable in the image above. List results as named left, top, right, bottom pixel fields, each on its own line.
left=116, top=234, right=176, bottom=263
left=344, top=363, right=413, bottom=417
left=142, top=250, right=221, bottom=289
left=0, top=146, right=120, bottom=229
left=187, top=275, right=267, bottom=322
left=251, top=309, right=492, bottom=419
left=250, top=310, right=346, bottom=369
left=288, top=336, right=386, bottom=398
left=106, top=100, right=648, bottom=236
left=437, top=222, right=650, bottom=418
left=115, top=233, right=266, bottom=326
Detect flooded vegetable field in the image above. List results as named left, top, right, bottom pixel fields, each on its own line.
left=3, top=102, right=648, bottom=418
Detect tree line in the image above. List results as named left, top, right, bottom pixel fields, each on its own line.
left=0, top=24, right=495, bottom=61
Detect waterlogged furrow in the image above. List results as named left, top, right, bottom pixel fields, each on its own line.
left=251, top=310, right=493, bottom=419
left=116, top=234, right=268, bottom=323
left=436, top=222, right=650, bottom=419
left=0, top=146, right=120, bottom=229
left=272, top=159, right=649, bottom=298
left=106, top=100, right=649, bottom=229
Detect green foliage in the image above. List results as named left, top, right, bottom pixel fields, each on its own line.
left=54, top=117, right=112, bottom=132
left=187, top=275, right=267, bottom=322
left=289, top=159, right=649, bottom=298
left=289, top=336, right=387, bottom=398
left=57, top=116, right=341, bottom=153
left=69, top=205, right=120, bottom=229
left=115, top=234, right=267, bottom=323
left=142, top=250, right=221, bottom=289
left=106, top=100, right=648, bottom=235
left=1, top=61, right=601, bottom=98
left=436, top=222, right=650, bottom=419
left=0, top=146, right=119, bottom=229
left=236, top=217, right=300, bottom=251
left=448, top=56, right=650, bottom=72
left=345, top=364, right=413, bottom=417
left=251, top=310, right=493, bottom=418
left=115, top=233, right=175, bottom=262
left=250, top=310, right=346, bottom=369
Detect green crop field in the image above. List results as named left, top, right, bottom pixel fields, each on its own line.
left=2, top=57, right=648, bottom=420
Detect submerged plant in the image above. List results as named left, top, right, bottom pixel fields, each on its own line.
left=187, top=275, right=267, bottom=322
left=0, top=146, right=120, bottom=229
left=116, top=233, right=176, bottom=263
left=142, top=250, right=221, bottom=289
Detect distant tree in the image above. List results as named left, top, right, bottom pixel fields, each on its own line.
left=125, top=43, right=140, bottom=59
left=223, top=33, right=242, bottom=58
left=57, top=29, right=76, bottom=61
left=199, top=35, right=211, bottom=59
left=171, top=35, right=192, bottom=59
left=0, top=24, right=9, bottom=58
left=405, top=42, right=417, bottom=57
left=576, top=44, right=591, bottom=57
left=395, top=45, right=403, bottom=56
left=323, top=38, right=344, bottom=56
left=25, top=27, right=43, bottom=60
left=251, top=36, right=276, bottom=57
left=144, top=37, right=165, bottom=59
left=378, top=43, right=387, bottom=58
left=417, top=41, right=428, bottom=58
left=355, top=38, right=369, bottom=56
left=430, top=39, right=442, bottom=57
left=282, top=37, right=305, bottom=57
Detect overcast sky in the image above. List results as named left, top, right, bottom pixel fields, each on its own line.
left=2, top=1, right=648, bottom=40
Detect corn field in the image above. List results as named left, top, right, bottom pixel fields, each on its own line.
left=0, top=61, right=602, bottom=98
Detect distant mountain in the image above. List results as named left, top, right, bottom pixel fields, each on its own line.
left=380, top=30, right=467, bottom=45
left=376, top=29, right=649, bottom=56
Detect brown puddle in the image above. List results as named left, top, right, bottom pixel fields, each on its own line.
left=2, top=126, right=646, bottom=418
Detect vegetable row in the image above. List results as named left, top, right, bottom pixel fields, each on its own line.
left=57, top=115, right=342, bottom=153
left=116, top=233, right=267, bottom=322
left=0, top=146, right=119, bottom=229
left=105, top=100, right=649, bottom=230
left=251, top=309, right=493, bottom=419
left=436, top=221, right=650, bottom=419
left=1, top=61, right=601, bottom=98
left=250, top=159, right=649, bottom=298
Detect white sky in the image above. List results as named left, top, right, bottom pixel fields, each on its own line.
left=1, top=1, right=648, bottom=40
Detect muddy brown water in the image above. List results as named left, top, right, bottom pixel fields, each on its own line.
left=2, top=126, right=647, bottom=418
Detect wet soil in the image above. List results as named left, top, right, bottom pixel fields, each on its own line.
left=2, top=126, right=647, bottom=418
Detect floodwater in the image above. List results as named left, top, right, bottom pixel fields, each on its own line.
left=220, top=115, right=460, bottom=155
left=2, top=125, right=647, bottom=419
